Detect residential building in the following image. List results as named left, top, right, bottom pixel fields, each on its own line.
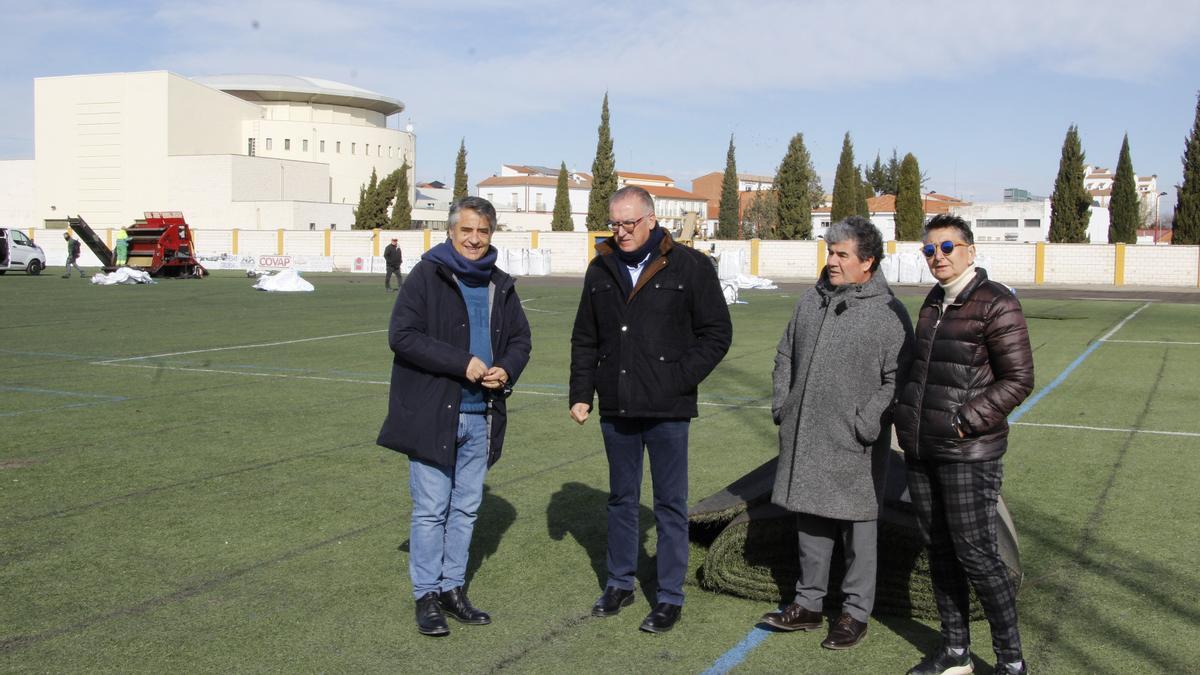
left=691, top=172, right=774, bottom=230
left=813, top=193, right=968, bottom=241
left=477, top=165, right=591, bottom=230
left=614, top=171, right=707, bottom=232
left=1084, top=164, right=1160, bottom=222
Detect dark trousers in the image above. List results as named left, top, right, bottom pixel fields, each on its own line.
left=385, top=266, right=402, bottom=289
left=906, top=457, right=1022, bottom=663
left=599, top=417, right=690, bottom=605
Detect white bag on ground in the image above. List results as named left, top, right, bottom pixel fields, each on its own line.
left=253, top=268, right=314, bottom=292
left=90, top=267, right=156, bottom=285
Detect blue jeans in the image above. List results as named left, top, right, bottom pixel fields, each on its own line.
left=408, top=413, right=489, bottom=598
left=599, top=417, right=690, bottom=605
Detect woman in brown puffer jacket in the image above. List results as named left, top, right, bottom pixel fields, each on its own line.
left=894, top=214, right=1035, bottom=675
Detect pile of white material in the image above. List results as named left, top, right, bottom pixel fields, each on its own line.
left=733, top=274, right=778, bottom=290
left=253, top=268, right=315, bottom=292
left=90, top=267, right=156, bottom=285
left=883, top=252, right=995, bottom=286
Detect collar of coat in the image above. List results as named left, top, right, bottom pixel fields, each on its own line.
left=594, top=230, right=677, bottom=301
left=923, top=267, right=988, bottom=308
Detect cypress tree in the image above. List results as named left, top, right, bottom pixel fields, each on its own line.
left=453, top=139, right=468, bottom=202
left=883, top=149, right=901, bottom=195
left=1049, top=125, right=1092, bottom=243
left=551, top=161, right=574, bottom=231
left=775, top=133, right=814, bottom=240
left=376, top=169, right=399, bottom=227
left=390, top=161, right=412, bottom=230
left=1174, top=92, right=1200, bottom=245
left=867, top=152, right=887, bottom=195
left=1108, top=134, right=1139, bottom=244
left=718, top=134, right=740, bottom=239
left=830, top=132, right=858, bottom=223
left=353, top=182, right=368, bottom=229
left=586, top=93, right=617, bottom=231
left=895, top=153, right=924, bottom=241
left=855, top=166, right=871, bottom=218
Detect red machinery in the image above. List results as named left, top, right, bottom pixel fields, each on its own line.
left=123, top=212, right=207, bottom=278
left=67, top=212, right=207, bottom=278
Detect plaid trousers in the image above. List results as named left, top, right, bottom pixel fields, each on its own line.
left=906, top=457, right=1022, bottom=663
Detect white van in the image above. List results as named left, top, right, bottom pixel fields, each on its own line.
left=0, top=227, right=48, bottom=275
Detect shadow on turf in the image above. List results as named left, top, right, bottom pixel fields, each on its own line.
left=546, top=481, right=657, bottom=600
left=1007, top=499, right=1197, bottom=673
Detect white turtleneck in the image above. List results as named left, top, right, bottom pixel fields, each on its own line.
left=939, top=263, right=977, bottom=310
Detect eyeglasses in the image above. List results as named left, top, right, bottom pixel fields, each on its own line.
left=607, top=214, right=650, bottom=233
left=921, top=240, right=968, bottom=258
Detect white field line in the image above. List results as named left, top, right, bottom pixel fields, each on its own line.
left=1101, top=339, right=1200, bottom=345
left=1097, top=302, right=1152, bottom=341
left=92, top=329, right=387, bottom=364
left=95, top=361, right=1195, bottom=432
left=92, top=360, right=770, bottom=410
left=1014, top=422, right=1200, bottom=438
left=519, top=297, right=561, bottom=314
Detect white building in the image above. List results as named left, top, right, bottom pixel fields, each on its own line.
left=477, top=165, right=592, bottom=231
left=1084, top=164, right=1161, bottom=225
left=615, top=172, right=707, bottom=231
left=0, top=71, right=413, bottom=231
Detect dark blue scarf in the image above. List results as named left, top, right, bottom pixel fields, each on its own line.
left=422, top=241, right=496, bottom=287
left=610, top=226, right=665, bottom=295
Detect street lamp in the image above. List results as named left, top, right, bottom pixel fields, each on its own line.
left=1155, top=190, right=1168, bottom=244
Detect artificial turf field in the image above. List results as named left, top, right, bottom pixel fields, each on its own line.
left=1, top=271, right=1198, bottom=674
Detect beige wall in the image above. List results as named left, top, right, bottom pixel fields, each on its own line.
left=21, top=228, right=1200, bottom=288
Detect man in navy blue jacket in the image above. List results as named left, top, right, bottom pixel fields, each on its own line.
left=377, top=196, right=532, bottom=637
left=569, top=186, right=732, bottom=634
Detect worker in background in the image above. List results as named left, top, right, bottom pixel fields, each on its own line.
left=62, top=231, right=84, bottom=278
left=384, top=237, right=403, bottom=291
left=114, top=228, right=129, bottom=267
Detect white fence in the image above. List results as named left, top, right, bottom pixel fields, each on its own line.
left=18, top=227, right=1200, bottom=287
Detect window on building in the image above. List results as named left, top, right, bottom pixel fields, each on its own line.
left=320, top=140, right=325, bottom=153
left=351, top=143, right=356, bottom=154
left=302, top=139, right=308, bottom=152
left=266, top=138, right=273, bottom=150
left=388, top=146, right=392, bottom=158
left=248, top=138, right=256, bottom=156
left=284, top=138, right=291, bottom=151
left=1024, top=219, right=1041, bottom=228
left=486, top=193, right=493, bottom=203
left=976, top=219, right=1019, bottom=228
left=511, top=192, right=519, bottom=208
left=377, top=146, right=381, bottom=157
left=331, top=223, right=337, bottom=230
left=336, top=141, right=341, bottom=153
left=309, top=222, right=316, bottom=231
left=365, top=144, right=370, bottom=155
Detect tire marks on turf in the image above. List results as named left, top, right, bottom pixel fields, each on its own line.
left=2, top=440, right=373, bottom=527
left=1028, top=346, right=1169, bottom=671
left=0, top=437, right=605, bottom=651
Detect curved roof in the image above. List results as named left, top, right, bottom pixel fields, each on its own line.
left=191, top=74, right=404, bottom=116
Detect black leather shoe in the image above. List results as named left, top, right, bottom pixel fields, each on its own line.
left=438, top=586, right=491, bottom=625
left=906, top=647, right=974, bottom=674
left=820, top=613, right=867, bottom=650
left=591, top=587, right=635, bottom=617
left=760, top=602, right=823, bottom=631
left=639, top=602, right=682, bottom=633
left=415, top=591, right=450, bottom=636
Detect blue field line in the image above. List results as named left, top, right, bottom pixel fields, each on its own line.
left=703, top=627, right=771, bottom=675
left=702, top=302, right=1150, bottom=674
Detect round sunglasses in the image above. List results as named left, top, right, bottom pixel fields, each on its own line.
left=921, top=241, right=968, bottom=258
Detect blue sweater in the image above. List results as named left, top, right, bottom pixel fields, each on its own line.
left=458, top=281, right=492, bottom=413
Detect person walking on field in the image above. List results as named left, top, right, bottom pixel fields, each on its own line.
left=62, top=231, right=84, bottom=278
left=384, top=237, right=403, bottom=291
left=895, top=214, right=1034, bottom=675
left=760, top=216, right=914, bottom=651
left=377, top=197, right=532, bottom=637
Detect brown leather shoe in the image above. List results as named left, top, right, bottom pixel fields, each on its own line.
left=821, top=613, right=867, bottom=649
left=760, top=603, right=823, bottom=631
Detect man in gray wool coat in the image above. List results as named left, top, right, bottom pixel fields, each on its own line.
left=759, top=216, right=914, bottom=651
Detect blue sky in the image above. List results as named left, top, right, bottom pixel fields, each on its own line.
left=2, top=0, right=1198, bottom=209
